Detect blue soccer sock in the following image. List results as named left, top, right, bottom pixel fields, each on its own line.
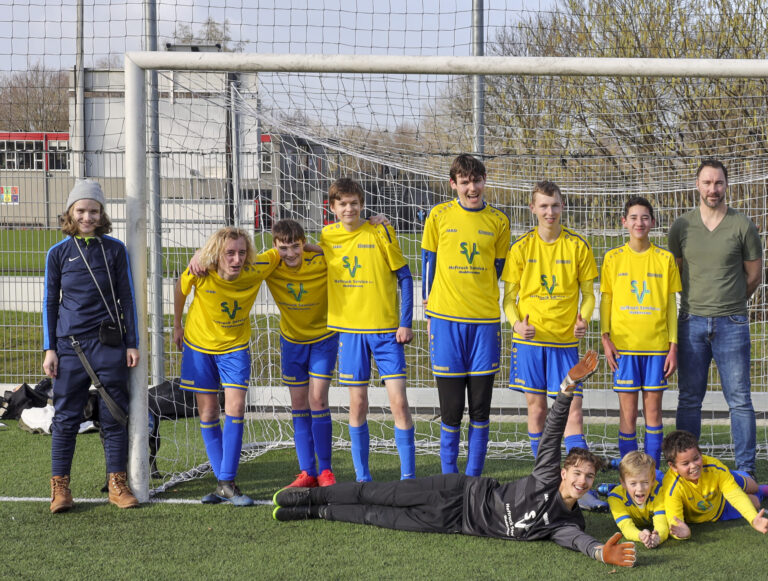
left=349, top=423, right=371, bottom=482
left=311, top=408, right=333, bottom=473
left=291, top=408, right=316, bottom=476
left=200, top=419, right=223, bottom=478
left=395, top=426, right=416, bottom=480
left=757, top=485, right=768, bottom=501
left=465, top=420, right=490, bottom=477
left=219, top=415, right=245, bottom=481
left=528, top=431, right=542, bottom=458
left=643, top=424, right=664, bottom=468
left=564, top=434, right=589, bottom=454
left=440, top=422, right=460, bottom=474
left=618, top=431, right=638, bottom=458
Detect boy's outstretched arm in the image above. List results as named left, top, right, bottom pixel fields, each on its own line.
left=531, top=351, right=599, bottom=483
left=752, top=509, right=768, bottom=534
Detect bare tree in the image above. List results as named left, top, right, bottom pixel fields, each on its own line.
left=172, top=17, right=245, bottom=52
left=0, top=63, right=68, bottom=131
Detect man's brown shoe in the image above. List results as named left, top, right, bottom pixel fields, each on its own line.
left=50, top=475, right=73, bottom=513
left=108, top=472, right=139, bottom=509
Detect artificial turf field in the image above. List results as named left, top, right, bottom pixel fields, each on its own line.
left=1, top=419, right=766, bottom=581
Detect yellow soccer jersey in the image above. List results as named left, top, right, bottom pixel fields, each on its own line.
left=320, top=221, right=407, bottom=333
left=662, top=454, right=758, bottom=535
left=608, top=480, right=669, bottom=543
left=601, top=243, right=682, bottom=353
left=421, top=200, right=510, bottom=323
left=502, top=227, right=597, bottom=345
left=180, top=251, right=280, bottom=354
left=265, top=249, right=334, bottom=344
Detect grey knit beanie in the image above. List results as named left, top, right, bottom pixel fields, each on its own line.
left=66, top=179, right=106, bottom=211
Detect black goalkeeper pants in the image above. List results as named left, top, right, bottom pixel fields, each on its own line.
left=310, top=474, right=467, bottom=533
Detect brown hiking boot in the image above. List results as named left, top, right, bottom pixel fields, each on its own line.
left=50, top=475, right=73, bottom=513
left=108, top=472, right=139, bottom=509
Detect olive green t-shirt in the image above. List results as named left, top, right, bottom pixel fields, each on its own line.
left=668, top=207, right=762, bottom=316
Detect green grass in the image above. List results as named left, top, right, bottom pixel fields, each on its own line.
left=1, top=419, right=766, bottom=580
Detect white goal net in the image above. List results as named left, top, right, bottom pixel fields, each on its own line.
left=125, top=53, right=768, bottom=496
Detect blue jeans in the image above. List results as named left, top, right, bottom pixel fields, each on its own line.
left=676, top=312, right=756, bottom=473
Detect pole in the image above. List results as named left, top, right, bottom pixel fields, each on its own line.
left=74, top=0, right=85, bottom=178
left=124, top=56, right=150, bottom=503
left=472, top=0, right=485, bottom=157
left=145, top=0, right=165, bottom=387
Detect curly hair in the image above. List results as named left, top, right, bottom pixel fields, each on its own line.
left=662, top=430, right=700, bottom=465
left=197, top=227, right=256, bottom=272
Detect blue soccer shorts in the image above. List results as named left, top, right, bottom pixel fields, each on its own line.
left=612, top=353, right=668, bottom=393
left=510, top=342, right=582, bottom=397
left=429, top=318, right=500, bottom=377
left=179, top=344, right=250, bottom=393
left=280, top=333, right=339, bottom=387
left=337, top=332, right=406, bottom=385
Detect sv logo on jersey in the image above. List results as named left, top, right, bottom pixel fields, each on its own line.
left=631, top=280, right=649, bottom=304
left=460, top=242, right=479, bottom=264
left=287, top=282, right=307, bottom=302
left=220, top=300, right=242, bottom=320
left=342, top=255, right=361, bottom=277
left=540, top=274, right=557, bottom=295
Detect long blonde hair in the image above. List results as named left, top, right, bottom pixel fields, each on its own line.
left=197, top=227, right=256, bottom=271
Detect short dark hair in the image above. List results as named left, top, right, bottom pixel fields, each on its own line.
left=563, top=447, right=602, bottom=472
left=623, top=196, right=655, bottom=220
left=531, top=180, right=562, bottom=204
left=662, top=430, right=700, bottom=465
left=329, top=177, right=365, bottom=205
left=696, top=158, right=728, bottom=183
left=449, top=154, right=486, bottom=182
left=272, top=219, right=306, bottom=244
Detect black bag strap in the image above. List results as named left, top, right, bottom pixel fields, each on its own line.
left=68, top=336, right=128, bottom=427
left=72, top=237, right=119, bottom=325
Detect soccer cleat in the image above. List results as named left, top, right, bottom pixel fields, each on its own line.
left=201, top=490, right=223, bottom=504
left=286, top=470, right=319, bottom=488
left=50, top=475, right=74, bottom=513
left=214, top=480, right=254, bottom=507
left=560, top=350, right=599, bottom=394
left=108, top=472, right=139, bottom=509
left=597, top=483, right=619, bottom=496
left=317, top=469, right=336, bottom=487
left=273, top=486, right=312, bottom=507
left=273, top=505, right=316, bottom=521
left=578, top=489, right=609, bottom=512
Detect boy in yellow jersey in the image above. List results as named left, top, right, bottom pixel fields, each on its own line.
left=173, top=227, right=279, bottom=505
left=421, top=154, right=510, bottom=476
left=265, top=219, right=338, bottom=488
left=601, top=197, right=681, bottom=469
left=320, top=178, right=415, bottom=482
left=661, top=430, right=768, bottom=539
left=501, top=181, right=604, bottom=511
left=607, top=451, right=669, bottom=548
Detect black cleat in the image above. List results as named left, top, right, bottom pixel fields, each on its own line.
left=273, top=486, right=312, bottom=507
left=273, top=505, right=314, bottom=521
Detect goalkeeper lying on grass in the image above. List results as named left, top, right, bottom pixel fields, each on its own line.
left=273, top=351, right=636, bottom=567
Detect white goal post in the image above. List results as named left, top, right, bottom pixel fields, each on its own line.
left=124, top=52, right=768, bottom=502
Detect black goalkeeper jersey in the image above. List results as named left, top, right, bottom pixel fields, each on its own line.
left=459, top=392, right=601, bottom=558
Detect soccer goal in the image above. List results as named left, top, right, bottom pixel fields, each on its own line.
left=123, top=52, right=768, bottom=501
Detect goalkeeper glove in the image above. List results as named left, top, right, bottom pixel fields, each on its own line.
left=595, top=532, right=636, bottom=567
left=560, top=350, right=599, bottom=394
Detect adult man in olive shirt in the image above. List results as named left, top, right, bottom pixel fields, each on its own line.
left=668, top=159, right=762, bottom=476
